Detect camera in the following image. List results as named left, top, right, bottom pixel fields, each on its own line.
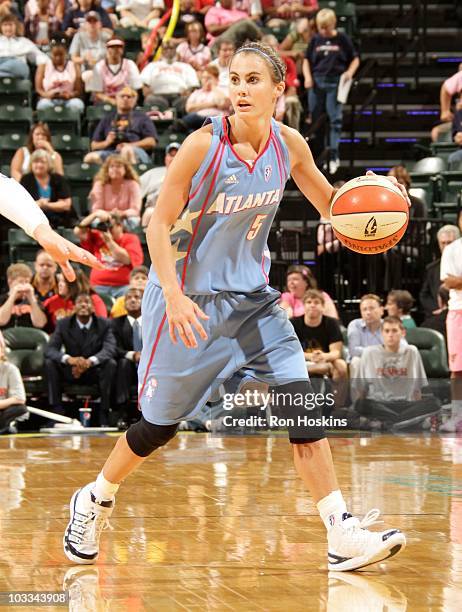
left=91, top=219, right=110, bottom=232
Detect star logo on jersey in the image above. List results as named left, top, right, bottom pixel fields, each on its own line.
left=170, top=209, right=201, bottom=235
left=264, top=165, right=272, bottom=182
left=171, top=238, right=187, bottom=262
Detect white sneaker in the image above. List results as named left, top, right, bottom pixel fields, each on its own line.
left=439, top=415, right=462, bottom=433
left=327, top=509, right=406, bottom=571
left=328, top=571, right=408, bottom=612
left=63, top=482, right=114, bottom=564
left=63, top=567, right=102, bottom=611
left=329, top=159, right=340, bottom=174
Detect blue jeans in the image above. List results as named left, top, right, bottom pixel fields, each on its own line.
left=92, top=284, right=129, bottom=298
left=448, top=149, right=462, bottom=169
left=308, top=75, right=343, bottom=160
left=0, top=57, right=29, bottom=78
left=99, top=146, right=152, bottom=164
left=37, top=98, right=85, bottom=113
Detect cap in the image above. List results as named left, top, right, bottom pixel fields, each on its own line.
left=106, top=38, right=125, bottom=48
left=85, top=11, right=101, bottom=21
left=166, top=142, right=181, bottom=153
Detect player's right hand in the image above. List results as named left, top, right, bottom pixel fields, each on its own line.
left=165, top=293, right=209, bottom=349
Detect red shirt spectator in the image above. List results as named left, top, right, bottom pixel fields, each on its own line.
left=44, top=293, right=107, bottom=329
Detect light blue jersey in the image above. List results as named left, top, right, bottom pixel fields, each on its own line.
left=149, top=116, right=290, bottom=294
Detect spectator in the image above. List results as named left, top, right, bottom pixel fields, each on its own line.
left=210, top=38, right=235, bottom=93
left=347, top=294, right=384, bottom=360
left=0, top=263, right=47, bottom=330
left=1, top=0, right=25, bottom=20
left=385, top=290, right=417, bottom=330
left=111, top=287, right=142, bottom=420
left=0, top=13, right=48, bottom=79
left=24, top=0, right=62, bottom=50
left=35, top=35, right=85, bottom=114
left=10, top=122, right=64, bottom=183
left=280, top=17, right=313, bottom=67
left=32, top=249, right=57, bottom=303
left=62, top=0, right=113, bottom=38
left=85, top=86, right=157, bottom=165
left=25, top=0, right=64, bottom=22
left=263, top=0, right=318, bottom=26
left=116, top=0, right=163, bottom=28
left=205, top=0, right=262, bottom=49
left=90, top=155, right=142, bottom=229
left=110, top=264, right=148, bottom=317
left=140, top=142, right=180, bottom=227
left=20, top=150, right=73, bottom=228
left=176, top=21, right=211, bottom=72
left=182, top=64, right=229, bottom=132
left=448, top=96, right=462, bottom=168
left=44, top=269, right=107, bottom=331
left=44, top=292, right=117, bottom=425
left=421, top=285, right=449, bottom=343
left=85, top=38, right=142, bottom=105
left=70, top=11, right=111, bottom=73
left=74, top=211, right=144, bottom=298
left=387, top=165, right=426, bottom=218
left=420, top=224, right=460, bottom=317
left=279, top=264, right=338, bottom=319
left=352, top=316, right=437, bottom=431
left=303, top=8, right=359, bottom=175
left=0, top=333, right=27, bottom=435
left=440, top=220, right=462, bottom=432
left=431, top=63, right=462, bottom=143
left=141, top=39, right=199, bottom=110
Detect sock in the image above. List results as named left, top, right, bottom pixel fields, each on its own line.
left=92, top=471, right=120, bottom=502
left=317, top=490, right=348, bottom=531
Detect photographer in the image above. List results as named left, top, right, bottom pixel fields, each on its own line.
left=0, top=263, right=47, bottom=330
left=73, top=211, right=143, bottom=298
left=84, top=86, right=157, bottom=165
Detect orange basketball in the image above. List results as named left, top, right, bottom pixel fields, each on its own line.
left=330, top=175, right=409, bottom=254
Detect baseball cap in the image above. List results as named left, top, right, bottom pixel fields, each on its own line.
left=166, top=142, right=181, bottom=154
left=106, top=38, right=125, bottom=48
left=85, top=11, right=101, bottom=21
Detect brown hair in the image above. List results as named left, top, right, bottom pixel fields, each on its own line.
left=303, top=289, right=325, bottom=305
left=7, top=263, right=32, bottom=282
left=360, top=293, right=382, bottom=305
left=387, top=165, right=411, bottom=191
left=203, top=64, right=219, bottom=79
left=129, top=265, right=149, bottom=280
left=94, top=155, right=139, bottom=186
left=58, top=269, right=97, bottom=302
left=26, top=122, right=53, bottom=154
left=387, top=289, right=414, bottom=314
left=382, top=315, right=405, bottom=330
left=185, top=21, right=205, bottom=43
left=286, top=264, right=317, bottom=289
left=0, top=13, right=22, bottom=35
left=232, top=41, right=286, bottom=84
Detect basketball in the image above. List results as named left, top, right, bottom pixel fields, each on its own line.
left=330, top=175, right=409, bottom=254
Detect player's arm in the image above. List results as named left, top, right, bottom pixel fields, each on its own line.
left=146, top=126, right=213, bottom=348
left=281, top=125, right=334, bottom=219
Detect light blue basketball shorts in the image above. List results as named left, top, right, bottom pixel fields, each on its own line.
left=138, top=282, right=308, bottom=425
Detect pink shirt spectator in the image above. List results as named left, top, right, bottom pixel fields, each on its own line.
left=262, top=0, right=318, bottom=18
left=280, top=291, right=338, bottom=319
left=176, top=41, right=211, bottom=71
left=444, top=70, right=462, bottom=97
left=205, top=6, right=249, bottom=42
left=42, top=59, right=77, bottom=96
left=90, top=179, right=142, bottom=218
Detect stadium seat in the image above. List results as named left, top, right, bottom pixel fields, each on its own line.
left=409, top=156, right=446, bottom=179
left=8, top=228, right=39, bottom=263
left=3, top=327, right=49, bottom=396
left=0, top=77, right=32, bottom=106
left=0, top=132, right=27, bottom=166
left=154, top=132, right=185, bottom=164
left=52, top=134, right=89, bottom=164
left=86, top=103, right=114, bottom=135
left=133, top=162, right=154, bottom=175
left=405, top=327, right=450, bottom=402
left=58, top=227, right=80, bottom=245
left=37, top=106, right=81, bottom=135
left=65, top=162, right=98, bottom=214
left=0, top=105, right=33, bottom=134
left=114, top=26, right=146, bottom=52
left=96, top=292, right=115, bottom=313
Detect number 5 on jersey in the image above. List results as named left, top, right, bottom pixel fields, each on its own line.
left=246, top=214, right=268, bottom=241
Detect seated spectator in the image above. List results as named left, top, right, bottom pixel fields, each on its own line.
left=169, top=0, right=208, bottom=40
left=90, top=155, right=142, bottom=229
left=25, top=0, right=65, bottom=22
left=210, top=38, right=235, bottom=94
left=62, top=0, right=113, bottom=38
left=20, top=150, right=72, bottom=228
left=10, top=122, right=64, bottom=183
left=85, top=86, right=157, bottom=165
left=44, top=292, right=117, bottom=425
left=74, top=211, right=144, bottom=298
left=448, top=96, right=462, bottom=168
left=141, top=39, right=199, bottom=111
left=387, top=165, right=426, bottom=217
left=352, top=316, right=438, bottom=431
left=111, top=264, right=148, bottom=317
left=385, top=290, right=417, bottom=330
left=140, top=142, right=180, bottom=227
left=263, top=0, right=318, bottom=27
left=279, top=264, right=338, bottom=319
left=24, top=0, right=62, bottom=51
left=44, top=269, right=107, bottom=331
left=176, top=21, right=211, bottom=72
left=205, top=0, right=262, bottom=49
left=0, top=263, right=47, bottom=330
left=111, top=287, right=142, bottom=421
left=0, top=332, right=27, bottom=435
left=421, top=286, right=449, bottom=343
left=69, top=11, right=111, bottom=72
left=116, top=0, right=163, bottom=28
left=35, top=35, right=85, bottom=114
left=431, top=63, right=462, bottom=143
left=0, top=13, right=48, bottom=79
left=182, top=64, right=229, bottom=132
left=280, top=17, right=313, bottom=68
left=32, top=249, right=57, bottom=303
left=85, top=38, right=142, bottom=105
left=420, top=224, right=460, bottom=317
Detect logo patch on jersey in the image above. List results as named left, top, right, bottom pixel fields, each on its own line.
left=225, top=174, right=239, bottom=185
left=264, top=165, right=272, bottom=182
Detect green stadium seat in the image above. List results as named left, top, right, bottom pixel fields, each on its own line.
left=405, top=327, right=450, bottom=402
left=3, top=327, right=49, bottom=396
left=65, top=162, right=98, bottom=217
left=0, top=132, right=27, bottom=166
left=0, top=105, right=33, bottom=134
left=37, top=106, right=81, bottom=135
left=8, top=228, right=39, bottom=263
left=133, top=162, right=154, bottom=175
left=58, top=227, right=81, bottom=244
left=0, top=77, right=32, bottom=106
left=52, top=134, right=89, bottom=164
left=430, top=143, right=458, bottom=162
left=154, top=132, right=185, bottom=164
left=409, top=156, right=446, bottom=179
left=114, top=26, right=147, bottom=52
left=86, top=103, right=114, bottom=135
left=96, top=291, right=115, bottom=313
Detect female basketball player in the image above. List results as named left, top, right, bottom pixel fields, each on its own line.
left=64, top=42, right=407, bottom=572
left=0, top=175, right=101, bottom=281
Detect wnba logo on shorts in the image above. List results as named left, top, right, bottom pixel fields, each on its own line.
left=364, top=216, right=377, bottom=237
left=145, top=377, right=158, bottom=399
left=264, top=165, right=272, bottom=182
left=329, top=514, right=336, bottom=527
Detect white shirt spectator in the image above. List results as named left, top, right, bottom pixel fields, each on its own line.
left=141, top=60, right=199, bottom=95
left=0, top=35, right=48, bottom=65
left=440, top=238, right=462, bottom=310
left=116, top=0, right=164, bottom=21
left=210, top=57, right=229, bottom=92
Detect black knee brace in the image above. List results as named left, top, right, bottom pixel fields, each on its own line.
left=269, top=380, right=327, bottom=445
left=126, top=416, right=178, bottom=457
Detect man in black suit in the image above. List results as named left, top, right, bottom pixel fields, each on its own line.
left=420, top=225, right=459, bottom=316
left=44, top=293, right=117, bottom=426
left=111, top=288, right=142, bottom=420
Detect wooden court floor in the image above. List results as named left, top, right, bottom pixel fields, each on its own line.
left=1, top=432, right=461, bottom=611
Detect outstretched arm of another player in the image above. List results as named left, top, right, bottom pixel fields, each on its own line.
left=0, top=176, right=103, bottom=282
left=146, top=127, right=212, bottom=349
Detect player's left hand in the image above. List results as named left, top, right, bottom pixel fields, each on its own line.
left=366, top=170, right=411, bottom=209
left=33, top=223, right=104, bottom=282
